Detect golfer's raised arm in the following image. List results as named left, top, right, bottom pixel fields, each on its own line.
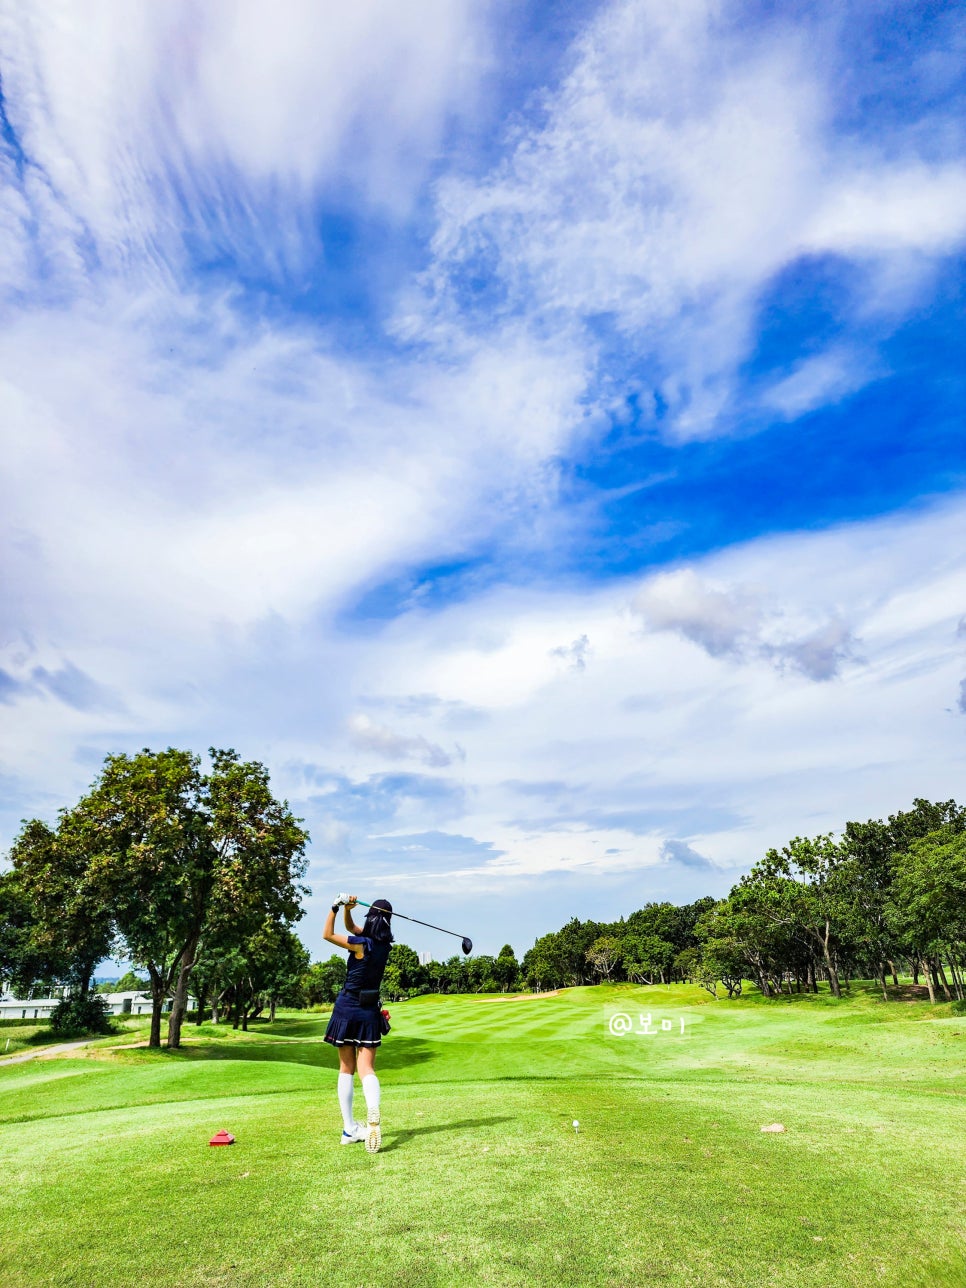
left=342, top=895, right=362, bottom=937
left=323, top=901, right=356, bottom=952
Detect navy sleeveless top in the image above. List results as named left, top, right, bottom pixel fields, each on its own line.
left=344, top=935, right=391, bottom=996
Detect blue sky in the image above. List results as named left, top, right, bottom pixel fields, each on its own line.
left=1, top=0, right=964, bottom=962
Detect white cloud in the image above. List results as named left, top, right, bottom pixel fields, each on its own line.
left=550, top=635, right=590, bottom=673
left=0, top=1, right=492, bottom=284
left=761, top=349, right=881, bottom=421
left=410, top=0, right=966, bottom=439
left=803, top=164, right=966, bottom=256
left=633, top=568, right=859, bottom=681
left=0, top=300, right=590, bottom=650
left=346, top=714, right=456, bottom=769
left=634, top=570, right=762, bottom=660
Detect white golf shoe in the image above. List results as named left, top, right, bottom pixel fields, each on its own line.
left=340, top=1123, right=366, bottom=1145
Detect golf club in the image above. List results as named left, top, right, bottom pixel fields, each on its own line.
left=337, top=895, right=473, bottom=955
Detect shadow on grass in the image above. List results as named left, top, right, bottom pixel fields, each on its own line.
left=23, top=1028, right=112, bottom=1047
left=135, top=1035, right=437, bottom=1072
left=380, top=1115, right=515, bottom=1153
left=732, top=979, right=941, bottom=1009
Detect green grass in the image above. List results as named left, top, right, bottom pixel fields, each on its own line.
left=1, top=984, right=965, bottom=1287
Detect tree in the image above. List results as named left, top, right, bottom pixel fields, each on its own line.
left=585, top=936, right=623, bottom=982
left=191, top=940, right=246, bottom=1025
left=79, top=747, right=309, bottom=1048
left=50, top=993, right=113, bottom=1035
left=431, top=954, right=470, bottom=994
left=7, top=813, right=116, bottom=1004
left=0, top=870, right=51, bottom=996
left=522, top=934, right=567, bottom=990
left=554, top=919, right=602, bottom=986
left=493, top=944, right=520, bottom=992
left=222, top=922, right=309, bottom=1028
left=383, top=944, right=421, bottom=1000
left=672, top=946, right=701, bottom=984
left=467, top=954, right=497, bottom=993
left=745, top=836, right=849, bottom=997
left=696, top=894, right=790, bottom=998
left=700, top=939, right=745, bottom=998
left=845, top=799, right=966, bottom=998
left=95, top=970, right=149, bottom=995
left=81, top=747, right=212, bottom=1048
left=303, top=955, right=347, bottom=1006
left=889, top=829, right=966, bottom=1003
left=180, top=748, right=308, bottom=1044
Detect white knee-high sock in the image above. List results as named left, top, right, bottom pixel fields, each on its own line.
left=337, top=1072, right=355, bottom=1131
left=362, top=1073, right=380, bottom=1116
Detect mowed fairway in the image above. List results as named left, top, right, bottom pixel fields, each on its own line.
left=1, top=985, right=964, bottom=1288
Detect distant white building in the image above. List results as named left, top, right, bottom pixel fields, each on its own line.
left=104, top=991, right=156, bottom=1016
left=418, top=951, right=434, bottom=966
left=0, top=991, right=195, bottom=1020
left=0, top=995, right=60, bottom=1021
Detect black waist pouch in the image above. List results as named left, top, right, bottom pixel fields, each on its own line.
left=358, top=989, right=380, bottom=1010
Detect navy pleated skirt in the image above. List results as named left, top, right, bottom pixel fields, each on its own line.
left=324, top=991, right=383, bottom=1047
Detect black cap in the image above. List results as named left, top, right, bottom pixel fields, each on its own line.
left=370, top=898, right=392, bottom=915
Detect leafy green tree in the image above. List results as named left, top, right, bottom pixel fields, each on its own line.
left=303, top=955, right=347, bottom=1005
left=78, top=747, right=309, bottom=1048
left=522, top=934, right=567, bottom=990
left=889, top=829, right=966, bottom=1003
left=190, top=940, right=246, bottom=1025
left=80, top=747, right=211, bottom=1047
left=493, top=944, right=520, bottom=992
left=467, top=954, right=497, bottom=993
left=844, top=799, right=966, bottom=998
left=672, top=946, right=701, bottom=984
left=585, top=935, right=622, bottom=981
left=0, top=870, right=54, bottom=996
left=221, top=921, right=309, bottom=1029
left=746, top=836, right=849, bottom=996
left=7, top=813, right=116, bottom=1004
left=433, top=954, right=470, bottom=994
left=383, top=944, right=421, bottom=1000
left=49, top=993, right=113, bottom=1036
left=697, top=894, right=790, bottom=998
left=553, top=918, right=602, bottom=986
left=700, top=938, right=745, bottom=998
left=95, top=970, right=149, bottom=995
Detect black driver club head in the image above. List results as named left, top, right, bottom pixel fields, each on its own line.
left=461, top=937, right=473, bottom=955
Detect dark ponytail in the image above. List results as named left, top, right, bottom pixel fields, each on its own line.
left=363, top=898, right=394, bottom=944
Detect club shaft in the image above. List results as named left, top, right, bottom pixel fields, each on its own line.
left=356, top=900, right=466, bottom=941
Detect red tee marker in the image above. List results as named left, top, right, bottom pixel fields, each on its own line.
left=209, top=1130, right=235, bottom=1146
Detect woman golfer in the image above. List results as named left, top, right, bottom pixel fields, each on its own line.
left=323, top=895, right=393, bottom=1153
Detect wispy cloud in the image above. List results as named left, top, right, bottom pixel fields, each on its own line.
left=409, top=0, right=966, bottom=439
left=660, top=839, right=719, bottom=872
left=0, top=2, right=492, bottom=289
left=550, top=634, right=590, bottom=672
left=346, top=713, right=458, bottom=769
left=633, top=569, right=858, bottom=680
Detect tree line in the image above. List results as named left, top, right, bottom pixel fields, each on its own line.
left=5, top=767, right=963, bottom=1032
left=304, top=942, right=525, bottom=1003
left=0, top=748, right=309, bottom=1045
left=520, top=798, right=966, bottom=1003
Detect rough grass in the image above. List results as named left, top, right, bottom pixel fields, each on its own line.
left=1, top=983, right=964, bottom=1287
